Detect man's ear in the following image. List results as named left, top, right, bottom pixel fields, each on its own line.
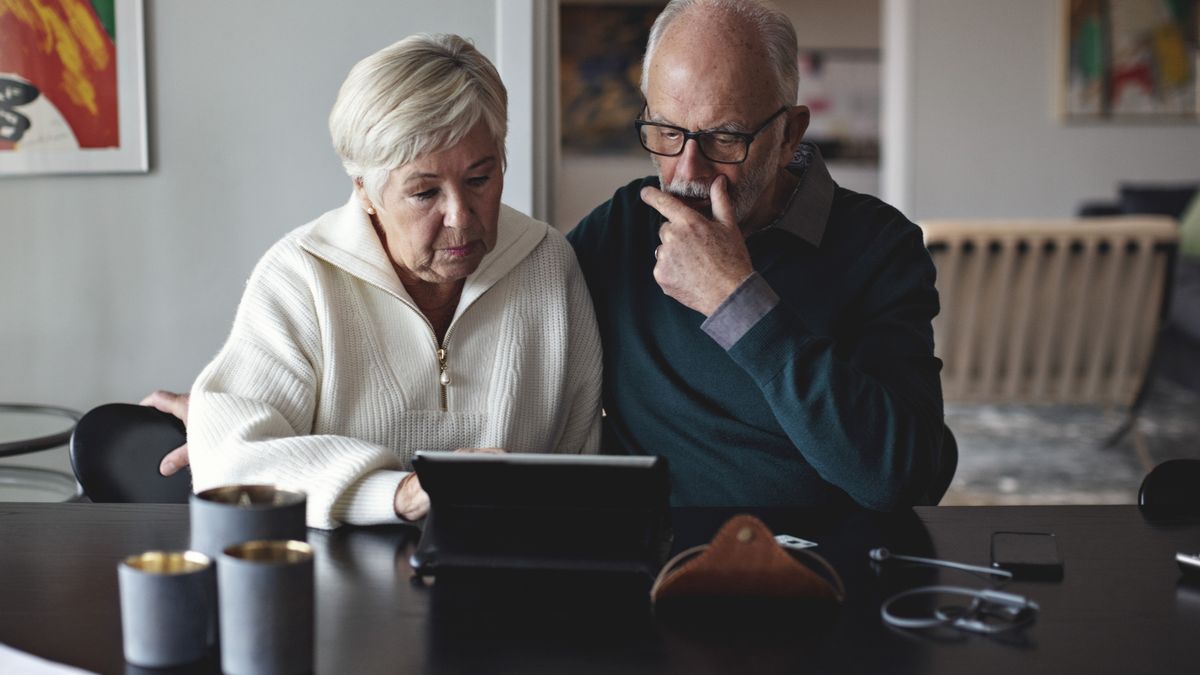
left=779, top=105, right=810, bottom=166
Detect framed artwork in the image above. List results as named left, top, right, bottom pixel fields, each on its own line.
left=0, top=0, right=147, bottom=175
left=1061, top=0, right=1199, bottom=120
left=560, top=3, right=661, bottom=155
left=795, top=49, right=880, bottom=163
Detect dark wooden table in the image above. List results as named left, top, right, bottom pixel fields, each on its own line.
left=1, top=503, right=1198, bottom=674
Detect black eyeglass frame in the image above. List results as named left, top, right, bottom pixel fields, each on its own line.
left=633, top=106, right=789, bottom=165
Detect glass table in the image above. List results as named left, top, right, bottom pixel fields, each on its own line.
left=0, top=404, right=84, bottom=502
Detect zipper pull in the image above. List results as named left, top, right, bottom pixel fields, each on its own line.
left=437, top=347, right=449, bottom=411
left=437, top=348, right=450, bottom=385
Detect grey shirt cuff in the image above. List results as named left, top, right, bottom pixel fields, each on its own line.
left=701, top=273, right=780, bottom=350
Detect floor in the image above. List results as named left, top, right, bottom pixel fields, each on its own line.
left=942, top=377, right=1200, bottom=505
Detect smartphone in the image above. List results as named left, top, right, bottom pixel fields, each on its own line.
left=990, top=531, right=1063, bottom=581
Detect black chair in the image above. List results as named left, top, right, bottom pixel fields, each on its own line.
left=69, top=403, right=192, bottom=503
left=926, top=424, right=959, bottom=505
left=1138, top=459, right=1200, bottom=520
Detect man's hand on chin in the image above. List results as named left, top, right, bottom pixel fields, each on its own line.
left=640, top=175, right=755, bottom=316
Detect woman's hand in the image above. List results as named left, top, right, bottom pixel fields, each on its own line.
left=393, top=447, right=507, bottom=521
left=394, top=473, right=430, bottom=521
left=141, top=390, right=191, bottom=476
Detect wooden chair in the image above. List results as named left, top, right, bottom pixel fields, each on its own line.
left=921, top=217, right=1179, bottom=406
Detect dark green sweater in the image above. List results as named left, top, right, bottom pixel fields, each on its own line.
left=567, top=163, right=945, bottom=510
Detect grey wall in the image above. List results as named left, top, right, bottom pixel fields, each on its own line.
left=0, top=0, right=498, bottom=423
left=905, top=0, right=1200, bottom=220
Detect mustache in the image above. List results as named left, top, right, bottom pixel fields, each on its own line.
left=663, top=179, right=712, bottom=200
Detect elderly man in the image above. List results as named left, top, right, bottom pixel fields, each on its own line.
left=150, top=0, right=949, bottom=510
left=565, top=0, right=948, bottom=510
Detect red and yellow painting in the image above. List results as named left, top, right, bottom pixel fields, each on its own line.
left=1064, top=0, right=1199, bottom=118
left=0, top=0, right=119, bottom=151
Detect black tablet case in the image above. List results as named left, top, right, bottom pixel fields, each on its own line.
left=409, top=453, right=671, bottom=578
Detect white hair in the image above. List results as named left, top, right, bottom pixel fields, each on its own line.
left=328, top=34, right=508, bottom=206
left=640, top=0, right=799, bottom=108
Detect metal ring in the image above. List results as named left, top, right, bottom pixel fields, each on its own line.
left=0, top=404, right=82, bottom=458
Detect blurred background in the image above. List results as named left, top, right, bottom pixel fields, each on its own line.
left=2, top=0, right=1197, bottom=504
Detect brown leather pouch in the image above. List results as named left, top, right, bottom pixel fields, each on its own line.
left=650, top=514, right=845, bottom=609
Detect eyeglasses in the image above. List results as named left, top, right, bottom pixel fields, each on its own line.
left=634, top=106, right=788, bottom=164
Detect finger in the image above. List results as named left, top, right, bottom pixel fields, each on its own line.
left=640, top=186, right=701, bottom=223
left=652, top=260, right=668, bottom=288
left=401, top=472, right=421, bottom=493
left=159, top=444, right=189, bottom=476
left=396, top=473, right=429, bottom=521
left=174, top=393, right=190, bottom=424
left=710, top=175, right=737, bottom=229
left=404, top=485, right=430, bottom=521
left=140, top=390, right=173, bottom=407
left=140, top=390, right=189, bottom=423
left=400, top=497, right=429, bottom=522
left=408, top=494, right=430, bottom=521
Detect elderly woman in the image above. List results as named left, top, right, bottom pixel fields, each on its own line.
left=186, top=34, right=601, bottom=529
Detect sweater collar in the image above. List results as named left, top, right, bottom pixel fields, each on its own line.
left=298, top=194, right=547, bottom=313
left=768, top=141, right=835, bottom=247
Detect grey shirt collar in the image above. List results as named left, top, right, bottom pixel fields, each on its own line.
left=766, top=141, right=835, bottom=248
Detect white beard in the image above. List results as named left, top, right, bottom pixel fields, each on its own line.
left=655, top=142, right=781, bottom=226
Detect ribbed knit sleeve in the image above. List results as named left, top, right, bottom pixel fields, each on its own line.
left=189, top=241, right=403, bottom=530
left=331, top=470, right=409, bottom=525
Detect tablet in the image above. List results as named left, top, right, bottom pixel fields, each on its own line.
left=408, top=452, right=671, bottom=578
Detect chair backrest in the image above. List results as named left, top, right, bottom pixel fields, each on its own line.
left=912, top=422, right=960, bottom=502
left=922, top=217, right=1179, bottom=406
left=1138, top=459, right=1200, bottom=519
left=925, top=424, right=958, bottom=506
left=69, top=403, right=191, bottom=503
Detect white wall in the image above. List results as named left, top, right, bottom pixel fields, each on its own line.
left=895, top=0, right=1200, bottom=220
left=784, top=0, right=879, bottom=48
left=0, top=1, right=504, bottom=472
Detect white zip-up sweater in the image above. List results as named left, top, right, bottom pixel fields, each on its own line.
left=189, top=196, right=603, bottom=529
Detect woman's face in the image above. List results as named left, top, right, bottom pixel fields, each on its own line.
left=359, top=122, right=503, bottom=287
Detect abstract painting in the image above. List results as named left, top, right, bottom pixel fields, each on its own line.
left=0, top=0, right=146, bottom=175
left=560, top=4, right=660, bottom=155
left=1062, top=0, right=1199, bottom=119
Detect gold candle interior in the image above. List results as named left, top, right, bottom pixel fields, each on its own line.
left=224, top=540, right=313, bottom=564
left=123, top=551, right=211, bottom=574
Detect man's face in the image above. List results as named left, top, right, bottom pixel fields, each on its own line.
left=643, top=13, right=793, bottom=227
left=647, top=111, right=782, bottom=225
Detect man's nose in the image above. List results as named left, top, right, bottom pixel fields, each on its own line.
left=674, top=137, right=713, bottom=184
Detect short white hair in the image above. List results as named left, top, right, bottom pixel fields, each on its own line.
left=640, top=0, right=798, bottom=108
left=328, top=34, right=508, bottom=205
